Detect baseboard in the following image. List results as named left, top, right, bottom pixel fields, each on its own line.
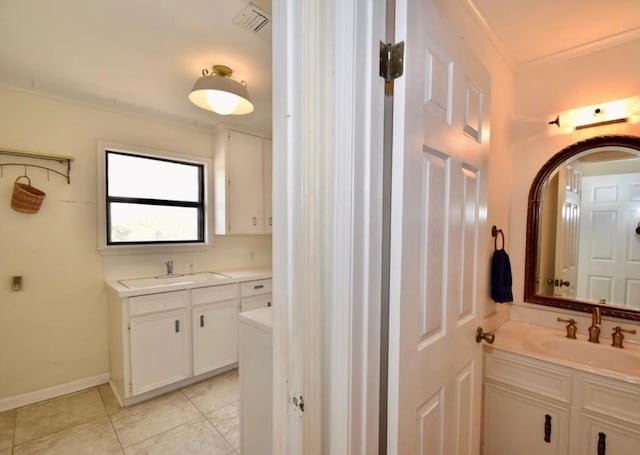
left=0, top=372, right=110, bottom=412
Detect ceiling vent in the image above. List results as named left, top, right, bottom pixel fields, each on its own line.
left=233, top=3, right=272, bottom=39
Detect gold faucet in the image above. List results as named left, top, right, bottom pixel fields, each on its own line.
left=588, top=307, right=602, bottom=343
left=611, top=326, right=637, bottom=348
left=557, top=317, right=577, bottom=339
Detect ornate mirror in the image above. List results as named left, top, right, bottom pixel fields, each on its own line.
left=525, top=135, right=640, bottom=321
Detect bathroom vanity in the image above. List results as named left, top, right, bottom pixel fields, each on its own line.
left=483, top=321, right=640, bottom=455
left=105, top=267, right=272, bottom=406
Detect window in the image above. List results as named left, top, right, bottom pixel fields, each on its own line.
left=104, top=149, right=205, bottom=246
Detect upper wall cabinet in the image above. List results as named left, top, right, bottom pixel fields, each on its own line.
left=213, top=126, right=272, bottom=235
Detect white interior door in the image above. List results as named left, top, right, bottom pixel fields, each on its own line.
left=553, top=165, right=581, bottom=298
left=387, top=0, right=491, bottom=453
left=578, top=172, right=640, bottom=307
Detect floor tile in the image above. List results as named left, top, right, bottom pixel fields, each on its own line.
left=0, top=409, right=15, bottom=449
left=110, top=391, right=200, bottom=448
left=98, top=383, right=122, bottom=415
left=123, top=417, right=234, bottom=455
left=205, top=402, right=239, bottom=450
left=182, top=369, right=239, bottom=414
left=12, top=416, right=122, bottom=455
left=14, top=388, right=107, bottom=444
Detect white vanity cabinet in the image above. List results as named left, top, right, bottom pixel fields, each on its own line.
left=213, top=126, right=273, bottom=235
left=240, top=278, right=272, bottom=312
left=483, top=349, right=640, bottom=455
left=192, top=284, right=240, bottom=376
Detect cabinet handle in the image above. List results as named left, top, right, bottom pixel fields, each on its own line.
left=544, top=414, right=551, bottom=443
left=268, top=301, right=272, bottom=307
left=175, top=320, right=180, bottom=333
left=252, top=216, right=257, bottom=226
left=597, top=432, right=606, bottom=455
left=200, top=315, right=205, bottom=327
left=254, top=284, right=264, bottom=290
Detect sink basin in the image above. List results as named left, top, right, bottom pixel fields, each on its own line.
left=532, top=336, right=640, bottom=376
left=119, top=272, right=231, bottom=289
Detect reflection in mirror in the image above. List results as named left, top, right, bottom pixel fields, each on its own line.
left=525, top=135, right=640, bottom=321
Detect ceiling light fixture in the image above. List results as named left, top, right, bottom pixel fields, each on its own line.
left=188, top=65, right=254, bottom=115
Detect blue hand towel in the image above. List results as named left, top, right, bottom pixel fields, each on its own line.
left=491, top=248, right=513, bottom=303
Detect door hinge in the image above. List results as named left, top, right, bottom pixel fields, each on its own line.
left=127, top=323, right=130, bottom=332
left=379, top=41, right=404, bottom=95
left=292, top=395, right=304, bottom=417
left=129, top=383, right=133, bottom=393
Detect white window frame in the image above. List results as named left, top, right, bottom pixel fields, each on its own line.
left=96, top=140, right=214, bottom=255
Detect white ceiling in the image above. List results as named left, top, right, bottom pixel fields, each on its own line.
left=1, top=0, right=639, bottom=133
left=0, top=0, right=273, bottom=133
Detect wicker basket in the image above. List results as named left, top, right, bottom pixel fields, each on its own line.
left=11, top=176, right=46, bottom=214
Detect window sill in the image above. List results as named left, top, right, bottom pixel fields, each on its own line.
left=98, top=243, right=214, bottom=256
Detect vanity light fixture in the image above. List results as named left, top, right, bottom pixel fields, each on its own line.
left=188, top=65, right=254, bottom=115
left=548, top=96, right=640, bottom=131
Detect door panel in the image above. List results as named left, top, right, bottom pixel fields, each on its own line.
left=388, top=0, right=491, bottom=453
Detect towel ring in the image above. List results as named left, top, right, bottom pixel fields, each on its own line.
left=492, top=225, right=505, bottom=250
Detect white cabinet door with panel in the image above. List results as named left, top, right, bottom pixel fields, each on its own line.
left=129, top=308, right=190, bottom=396
left=213, top=126, right=272, bottom=235
left=483, top=383, right=569, bottom=455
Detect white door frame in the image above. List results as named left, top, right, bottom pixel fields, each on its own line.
left=272, top=0, right=387, bottom=453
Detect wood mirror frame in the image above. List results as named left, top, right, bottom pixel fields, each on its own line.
left=524, top=134, right=640, bottom=322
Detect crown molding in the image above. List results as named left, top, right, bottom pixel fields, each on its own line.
left=517, top=27, right=640, bottom=72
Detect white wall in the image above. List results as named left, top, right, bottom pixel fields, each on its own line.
left=0, top=87, right=271, bottom=399
left=510, top=38, right=640, bottom=309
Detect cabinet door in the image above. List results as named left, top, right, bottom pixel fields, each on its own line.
left=228, top=130, right=264, bottom=234
left=129, top=309, right=189, bottom=396
left=241, top=294, right=272, bottom=313
left=263, top=138, right=273, bottom=233
left=192, top=300, right=238, bottom=376
left=578, top=414, right=640, bottom=455
left=483, top=383, right=569, bottom=455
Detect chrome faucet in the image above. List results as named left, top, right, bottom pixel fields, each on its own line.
left=165, top=260, right=174, bottom=276
left=588, top=307, right=602, bottom=343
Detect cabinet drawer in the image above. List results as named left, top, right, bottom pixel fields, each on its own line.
left=240, top=279, right=272, bottom=297
left=129, top=291, right=188, bottom=316
left=241, top=294, right=272, bottom=313
left=579, top=375, right=640, bottom=425
left=484, top=351, right=572, bottom=403
left=192, top=284, right=239, bottom=305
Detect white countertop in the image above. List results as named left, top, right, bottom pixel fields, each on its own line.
left=239, top=306, right=273, bottom=334
left=105, top=266, right=272, bottom=298
left=488, top=320, right=640, bottom=385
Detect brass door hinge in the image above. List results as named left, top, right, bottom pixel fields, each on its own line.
left=379, top=41, right=404, bottom=95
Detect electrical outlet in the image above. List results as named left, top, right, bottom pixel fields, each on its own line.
left=11, top=276, right=23, bottom=292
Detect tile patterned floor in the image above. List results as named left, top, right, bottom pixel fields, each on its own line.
left=0, top=369, right=239, bottom=455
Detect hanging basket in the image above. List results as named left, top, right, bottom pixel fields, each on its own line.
left=11, top=175, right=46, bottom=214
